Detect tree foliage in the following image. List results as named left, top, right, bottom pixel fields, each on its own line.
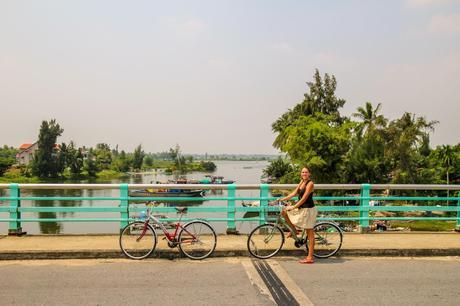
left=132, top=144, right=145, bottom=170
left=0, top=146, right=18, bottom=176
left=263, top=157, right=292, bottom=179
left=272, top=69, right=346, bottom=149
left=270, top=69, right=455, bottom=185
left=31, top=119, right=64, bottom=178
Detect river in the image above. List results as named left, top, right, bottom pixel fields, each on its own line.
left=0, top=160, right=269, bottom=234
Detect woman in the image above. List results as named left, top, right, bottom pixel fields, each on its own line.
left=279, top=167, right=317, bottom=264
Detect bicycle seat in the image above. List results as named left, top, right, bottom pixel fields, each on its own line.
left=175, top=207, right=188, bottom=214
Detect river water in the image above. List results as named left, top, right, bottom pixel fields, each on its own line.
left=0, top=160, right=270, bottom=234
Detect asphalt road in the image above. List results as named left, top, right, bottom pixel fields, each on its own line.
left=0, top=257, right=459, bottom=305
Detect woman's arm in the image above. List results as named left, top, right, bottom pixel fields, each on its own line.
left=285, top=181, right=314, bottom=210
left=279, top=183, right=301, bottom=201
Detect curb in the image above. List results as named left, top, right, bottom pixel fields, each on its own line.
left=1, top=248, right=460, bottom=260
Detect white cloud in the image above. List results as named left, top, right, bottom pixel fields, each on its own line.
left=428, top=13, right=460, bottom=34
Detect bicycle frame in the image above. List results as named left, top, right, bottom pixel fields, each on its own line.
left=266, top=202, right=307, bottom=242
left=266, top=202, right=342, bottom=244
left=143, top=204, right=198, bottom=244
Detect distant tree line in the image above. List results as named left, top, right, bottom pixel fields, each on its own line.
left=265, top=69, right=460, bottom=186
left=0, top=121, right=216, bottom=180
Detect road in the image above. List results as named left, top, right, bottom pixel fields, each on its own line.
left=0, top=257, right=459, bottom=305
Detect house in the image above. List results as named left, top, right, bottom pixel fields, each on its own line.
left=16, top=143, right=38, bottom=165
left=16, top=143, right=60, bottom=165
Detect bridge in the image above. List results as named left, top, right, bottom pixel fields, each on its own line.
left=1, top=183, right=460, bottom=305
left=1, top=183, right=459, bottom=235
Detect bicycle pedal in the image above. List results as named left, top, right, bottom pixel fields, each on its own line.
left=294, top=239, right=306, bottom=248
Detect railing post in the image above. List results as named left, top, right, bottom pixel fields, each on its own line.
left=226, top=184, right=237, bottom=234
left=120, top=184, right=129, bottom=230
left=456, top=191, right=460, bottom=232
left=8, top=183, right=25, bottom=236
left=260, top=184, right=269, bottom=225
left=359, top=183, right=371, bottom=233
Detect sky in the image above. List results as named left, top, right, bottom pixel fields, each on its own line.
left=1, top=0, right=459, bottom=154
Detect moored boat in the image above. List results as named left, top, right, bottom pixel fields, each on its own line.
left=129, top=189, right=205, bottom=198
left=199, top=175, right=235, bottom=184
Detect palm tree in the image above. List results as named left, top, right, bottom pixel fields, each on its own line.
left=437, top=145, right=454, bottom=204
left=352, top=102, right=387, bottom=137
left=386, top=113, right=438, bottom=183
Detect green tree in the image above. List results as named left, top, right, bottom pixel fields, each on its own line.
left=433, top=145, right=456, bottom=204
left=143, top=155, right=154, bottom=168
left=344, top=102, right=389, bottom=183
left=169, top=144, right=185, bottom=171
left=31, top=119, right=64, bottom=178
left=112, top=150, right=131, bottom=172
left=83, top=149, right=98, bottom=177
left=263, top=157, right=292, bottom=180
left=386, top=113, right=438, bottom=183
left=94, top=143, right=112, bottom=170
left=352, top=102, right=387, bottom=138
left=132, top=144, right=145, bottom=170
left=279, top=114, right=353, bottom=183
left=272, top=69, right=346, bottom=149
left=0, top=145, right=18, bottom=176
left=200, top=161, right=216, bottom=172
left=65, top=141, right=84, bottom=176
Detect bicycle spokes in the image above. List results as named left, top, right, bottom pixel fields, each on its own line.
left=178, top=221, right=217, bottom=260
left=247, top=224, right=284, bottom=259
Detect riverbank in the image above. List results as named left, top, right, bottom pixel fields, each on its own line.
left=1, top=232, right=459, bottom=260
left=0, top=160, right=219, bottom=184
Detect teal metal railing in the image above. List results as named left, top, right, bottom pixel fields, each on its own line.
left=0, top=183, right=459, bottom=235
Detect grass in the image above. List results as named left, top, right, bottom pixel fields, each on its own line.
left=389, top=220, right=457, bottom=231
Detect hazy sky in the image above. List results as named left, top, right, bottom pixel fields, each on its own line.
left=1, top=0, right=459, bottom=154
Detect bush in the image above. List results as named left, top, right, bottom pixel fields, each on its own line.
left=200, top=161, right=216, bottom=172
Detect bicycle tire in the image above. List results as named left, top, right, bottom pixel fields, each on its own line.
left=306, top=222, right=343, bottom=258
left=119, top=221, right=157, bottom=260
left=247, top=223, right=285, bottom=259
left=178, top=220, right=217, bottom=260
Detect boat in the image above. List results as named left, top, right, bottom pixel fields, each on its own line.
left=199, top=175, right=235, bottom=184
left=129, top=189, right=205, bottom=198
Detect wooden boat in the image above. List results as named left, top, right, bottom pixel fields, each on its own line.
left=199, top=175, right=235, bottom=184
left=129, top=189, right=205, bottom=198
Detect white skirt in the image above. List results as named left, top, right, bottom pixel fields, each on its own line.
left=287, top=206, right=318, bottom=229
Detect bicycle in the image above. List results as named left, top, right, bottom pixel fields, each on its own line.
left=247, top=201, right=343, bottom=259
left=120, top=202, right=217, bottom=260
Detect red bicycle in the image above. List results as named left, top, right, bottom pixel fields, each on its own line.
left=119, top=203, right=217, bottom=260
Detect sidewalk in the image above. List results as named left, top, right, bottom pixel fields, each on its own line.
left=1, top=233, right=459, bottom=260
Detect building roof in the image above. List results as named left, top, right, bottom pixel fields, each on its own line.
left=19, top=143, right=34, bottom=150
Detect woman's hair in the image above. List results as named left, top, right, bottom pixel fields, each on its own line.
left=301, top=166, right=310, bottom=172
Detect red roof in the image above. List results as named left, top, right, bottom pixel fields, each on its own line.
left=19, top=143, right=34, bottom=150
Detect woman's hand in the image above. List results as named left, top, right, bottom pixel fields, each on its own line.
left=285, top=205, right=295, bottom=211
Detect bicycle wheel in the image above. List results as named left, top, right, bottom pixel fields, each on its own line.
left=178, top=220, right=217, bottom=260
left=247, top=224, right=284, bottom=259
left=306, top=222, right=343, bottom=258
left=119, top=221, right=157, bottom=260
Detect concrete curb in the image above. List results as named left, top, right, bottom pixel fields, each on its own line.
left=1, top=248, right=460, bottom=260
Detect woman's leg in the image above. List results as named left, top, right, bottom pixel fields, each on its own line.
left=281, top=210, right=297, bottom=234
left=306, top=229, right=314, bottom=260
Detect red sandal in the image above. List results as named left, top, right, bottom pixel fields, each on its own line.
left=299, top=258, right=314, bottom=264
